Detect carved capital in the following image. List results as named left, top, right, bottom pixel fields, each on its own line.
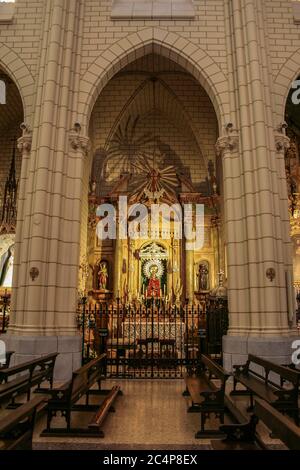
left=216, top=129, right=239, bottom=157
left=69, top=123, right=90, bottom=156
left=274, top=131, right=290, bottom=153
left=17, top=123, right=32, bottom=154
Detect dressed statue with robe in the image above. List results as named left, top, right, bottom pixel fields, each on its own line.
left=147, top=265, right=161, bottom=298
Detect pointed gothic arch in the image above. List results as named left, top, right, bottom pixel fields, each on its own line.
left=78, top=28, right=229, bottom=133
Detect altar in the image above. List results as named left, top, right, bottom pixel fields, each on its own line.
left=122, top=320, right=185, bottom=350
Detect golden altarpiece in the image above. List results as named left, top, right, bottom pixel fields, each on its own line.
left=79, top=120, right=225, bottom=310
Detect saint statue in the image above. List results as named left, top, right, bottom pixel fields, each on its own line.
left=147, top=265, right=161, bottom=298
left=197, top=263, right=209, bottom=291
left=98, top=261, right=108, bottom=290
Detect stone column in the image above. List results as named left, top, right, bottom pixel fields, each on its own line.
left=222, top=0, right=296, bottom=370
left=185, top=250, right=194, bottom=304
left=113, top=234, right=123, bottom=301
left=275, top=130, right=296, bottom=324
left=128, top=239, right=135, bottom=298
left=3, top=1, right=86, bottom=380
left=216, top=129, right=245, bottom=334
left=13, top=125, right=33, bottom=291
left=185, top=208, right=194, bottom=303
left=211, top=215, right=222, bottom=287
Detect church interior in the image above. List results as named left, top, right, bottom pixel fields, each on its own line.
left=0, top=0, right=300, bottom=455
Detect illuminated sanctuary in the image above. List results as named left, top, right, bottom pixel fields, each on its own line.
left=0, top=0, right=299, bottom=382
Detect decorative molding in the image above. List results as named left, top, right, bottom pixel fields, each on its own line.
left=266, top=268, right=276, bottom=283
left=292, top=2, right=300, bottom=24
left=69, top=124, right=90, bottom=156
left=274, top=130, right=290, bottom=153
left=30, top=267, right=39, bottom=282
left=111, top=0, right=195, bottom=20
left=0, top=2, right=15, bottom=24
left=17, top=123, right=32, bottom=154
left=216, top=125, right=239, bottom=157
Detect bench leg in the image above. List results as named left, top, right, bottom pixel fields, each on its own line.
left=200, top=411, right=206, bottom=433
left=247, top=392, right=254, bottom=412
left=47, top=409, right=53, bottom=431
left=195, top=411, right=225, bottom=439
left=294, top=410, right=299, bottom=427
left=233, top=377, right=237, bottom=392
left=66, top=410, right=71, bottom=431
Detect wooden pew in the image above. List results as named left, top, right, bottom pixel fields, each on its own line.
left=41, top=354, right=122, bottom=438
left=212, top=394, right=263, bottom=450
left=0, top=353, right=58, bottom=408
left=254, top=398, right=300, bottom=450
left=88, top=385, right=121, bottom=435
left=183, top=355, right=230, bottom=438
left=280, top=363, right=300, bottom=392
left=0, top=396, right=45, bottom=450
left=231, top=354, right=300, bottom=425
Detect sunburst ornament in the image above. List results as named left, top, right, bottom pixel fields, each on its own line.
left=143, top=259, right=164, bottom=279
left=131, top=149, right=178, bottom=204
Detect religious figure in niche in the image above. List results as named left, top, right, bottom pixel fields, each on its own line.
left=98, top=261, right=109, bottom=291
left=141, top=244, right=167, bottom=299
left=197, top=262, right=209, bottom=291
left=147, top=265, right=161, bottom=298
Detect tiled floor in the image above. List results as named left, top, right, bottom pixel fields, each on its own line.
left=33, top=379, right=212, bottom=450
left=0, top=379, right=286, bottom=450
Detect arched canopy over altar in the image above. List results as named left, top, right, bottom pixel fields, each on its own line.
left=78, top=53, right=226, bottom=310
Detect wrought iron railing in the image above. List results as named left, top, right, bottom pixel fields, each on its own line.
left=77, top=299, right=228, bottom=379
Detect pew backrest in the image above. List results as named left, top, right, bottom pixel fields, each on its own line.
left=247, top=354, right=300, bottom=387
left=254, top=398, right=300, bottom=450
left=201, top=354, right=229, bottom=389
left=0, top=353, right=58, bottom=384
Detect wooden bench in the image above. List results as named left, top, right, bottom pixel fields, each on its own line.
left=254, top=397, right=300, bottom=450
left=0, top=396, right=45, bottom=450
left=212, top=394, right=263, bottom=450
left=280, top=363, right=300, bottom=392
left=183, top=354, right=230, bottom=438
left=0, top=353, right=58, bottom=408
left=41, top=354, right=122, bottom=437
left=231, top=354, right=300, bottom=425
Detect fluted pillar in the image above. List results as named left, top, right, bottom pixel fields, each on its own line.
left=4, top=1, right=86, bottom=380
left=185, top=208, right=194, bottom=303
left=113, top=235, right=123, bottom=300
left=223, top=0, right=296, bottom=369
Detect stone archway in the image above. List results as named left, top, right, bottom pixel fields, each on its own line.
left=274, top=48, right=300, bottom=123
left=0, top=43, right=35, bottom=124
left=78, top=28, right=229, bottom=133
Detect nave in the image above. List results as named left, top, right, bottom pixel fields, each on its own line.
left=0, top=371, right=293, bottom=451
